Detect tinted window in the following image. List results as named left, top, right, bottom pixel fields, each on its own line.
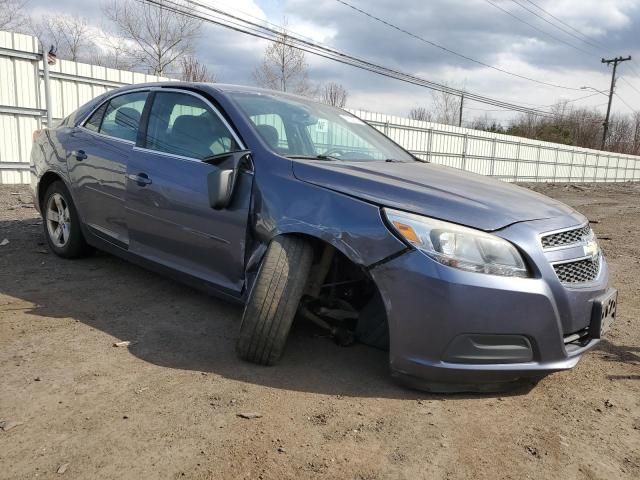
left=84, top=103, right=108, bottom=132
left=145, top=92, right=239, bottom=160
left=98, top=91, right=148, bottom=142
left=249, top=114, right=289, bottom=153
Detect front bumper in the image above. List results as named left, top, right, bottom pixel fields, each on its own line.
left=369, top=219, right=611, bottom=393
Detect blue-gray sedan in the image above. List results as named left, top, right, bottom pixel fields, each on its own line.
left=30, top=82, right=617, bottom=392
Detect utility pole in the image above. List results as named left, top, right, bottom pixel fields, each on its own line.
left=601, top=55, right=631, bottom=150
left=458, top=94, right=464, bottom=127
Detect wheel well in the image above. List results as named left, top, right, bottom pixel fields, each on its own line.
left=285, top=234, right=390, bottom=350
left=37, top=171, right=63, bottom=211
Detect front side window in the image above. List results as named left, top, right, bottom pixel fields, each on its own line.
left=249, top=114, right=289, bottom=153
left=230, top=92, right=416, bottom=162
left=145, top=92, right=240, bottom=160
left=84, top=91, right=148, bottom=142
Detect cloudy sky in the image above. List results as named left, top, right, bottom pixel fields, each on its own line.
left=24, top=0, right=640, bottom=123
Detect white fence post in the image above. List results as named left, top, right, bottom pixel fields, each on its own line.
left=513, top=142, right=521, bottom=182
left=41, top=43, right=52, bottom=127
left=462, top=133, right=468, bottom=171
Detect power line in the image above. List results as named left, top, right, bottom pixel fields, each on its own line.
left=520, top=0, right=608, bottom=51
left=619, top=77, right=640, bottom=97
left=141, top=0, right=559, bottom=117
left=466, top=92, right=602, bottom=112
left=509, top=0, right=601, bottom=51
left=334, top=0, right=584, bottom=91
left=482, top=0, right=594, bottom=57
left=560, top=92, right=603, bottom=104
left=197, top=0, right=640, bottom=113
left=614, top=92, right=637, bottom=113
left=627, top=62, right=640, bottom=78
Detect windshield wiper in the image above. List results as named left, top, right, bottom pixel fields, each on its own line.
left=286, top=154, right=338, bottom=161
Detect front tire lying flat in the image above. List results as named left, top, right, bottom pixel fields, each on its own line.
left=237, top=236, right=314, bottom=366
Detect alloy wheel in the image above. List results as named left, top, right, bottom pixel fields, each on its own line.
left=46, top=193, right=71, bottom=248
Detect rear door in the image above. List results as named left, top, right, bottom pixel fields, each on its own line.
left=125, top=89, right=253, bottom=294
left=67, top=90, right=149, bottom=247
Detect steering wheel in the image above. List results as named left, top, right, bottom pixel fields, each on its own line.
left=321, top=148, right=347, bottom=158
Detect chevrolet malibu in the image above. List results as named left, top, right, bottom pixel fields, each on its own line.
left=30, top=82, right=617, bottom=392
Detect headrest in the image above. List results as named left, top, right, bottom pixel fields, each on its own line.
left=115, top=107, right=141, bottom=129
left=172, top=115, right=205, bottom=137
left=255, top=124, right=279, bottom=148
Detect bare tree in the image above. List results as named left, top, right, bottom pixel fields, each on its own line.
left=633, top=112, right=640, bottom=155
left=55, top=16, right=91, bottom=62
left=31, top=15, right=93, bottom=62
left=180, top=55, right=217, bottom=82
left=320, top=82, right=348, bottom=108
left=408, top=107, right=432, bottom=122
left=253, top=20, right=313, bottom=95
left=469, top=114, right=504, bottom=133
left=432, top=89, right=462, bottom=125
left=103, top=0, right=201, bottom=76
left=0, top=0, right=27, bottom=31
left=90, top=32, right=134, bottom=70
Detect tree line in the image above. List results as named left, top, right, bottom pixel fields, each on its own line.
left=408, top=87, right=640, bottom=155
left=465, top=103, right=640, bottom=155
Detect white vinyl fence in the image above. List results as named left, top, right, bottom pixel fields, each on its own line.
left=1, top=30, right=639, bottom=185
left=0, top=31, right=169, bottom=184
left=348, top=110, right=640, bottom=183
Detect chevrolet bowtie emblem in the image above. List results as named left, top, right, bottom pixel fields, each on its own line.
left=583, top=239, right=599, bottom=259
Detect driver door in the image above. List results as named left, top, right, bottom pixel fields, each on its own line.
left=125, top=90, right=253, bottom=295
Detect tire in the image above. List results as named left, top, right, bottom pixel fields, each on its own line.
left=42, top=181, right=91, bottom=258
left=237, top=236, right=314, bottom=366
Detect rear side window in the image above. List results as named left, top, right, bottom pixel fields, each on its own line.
left=84, top=103, right=107, bottom=132
left=145, top=91, right=240, bottom=160
left=83, top=91, right=148, bottom=142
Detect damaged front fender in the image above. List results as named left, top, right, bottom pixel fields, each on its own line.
left=241, top=160, right=408, bottom=299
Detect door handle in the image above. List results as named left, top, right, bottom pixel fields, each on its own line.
left=127, top=173, right=152, bottom=187
left=73, top=150, right=88, bottom=161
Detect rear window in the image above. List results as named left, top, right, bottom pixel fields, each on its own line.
left=82, top=91, right=148, bottom=142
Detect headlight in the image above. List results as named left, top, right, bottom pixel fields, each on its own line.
left=383, top=208, right=529, bottom=278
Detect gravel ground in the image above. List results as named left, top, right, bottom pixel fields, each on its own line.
left=0, top=182, right=639, bottom=480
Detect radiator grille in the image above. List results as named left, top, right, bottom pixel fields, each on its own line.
left=553, top=256, right=600, bottom=284
left=541, top=224, right=591, bottom=249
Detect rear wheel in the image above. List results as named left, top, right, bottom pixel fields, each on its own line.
left=236, top=236, right=314, bottom=366
left=42, top=181, right=91, bottom=258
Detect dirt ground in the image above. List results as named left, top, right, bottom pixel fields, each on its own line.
left=0, top=182, right=639, bottom=480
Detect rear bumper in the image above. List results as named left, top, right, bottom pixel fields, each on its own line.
left=369, top=247, right=610, bottom=393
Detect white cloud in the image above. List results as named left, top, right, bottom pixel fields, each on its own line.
left=549, top=0, right=637, bottom=36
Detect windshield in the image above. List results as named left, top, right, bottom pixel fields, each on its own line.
left=230, top=91, right=416, bottom=162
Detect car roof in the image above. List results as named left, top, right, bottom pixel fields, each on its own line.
left=114, top=81, right=315, bottom=103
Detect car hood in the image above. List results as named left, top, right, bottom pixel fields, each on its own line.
left=292, top=160, right=575, bottom=231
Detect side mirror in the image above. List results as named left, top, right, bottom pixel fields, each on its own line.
left=205, top=150, right=251, bottom=210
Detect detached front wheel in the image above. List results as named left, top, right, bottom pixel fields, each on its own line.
left=237, top=236, right=314, bottom=366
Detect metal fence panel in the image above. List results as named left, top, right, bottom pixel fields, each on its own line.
left=0, top=31, right=168, bottom=184
left=348, top=108, right=640, bottom=184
